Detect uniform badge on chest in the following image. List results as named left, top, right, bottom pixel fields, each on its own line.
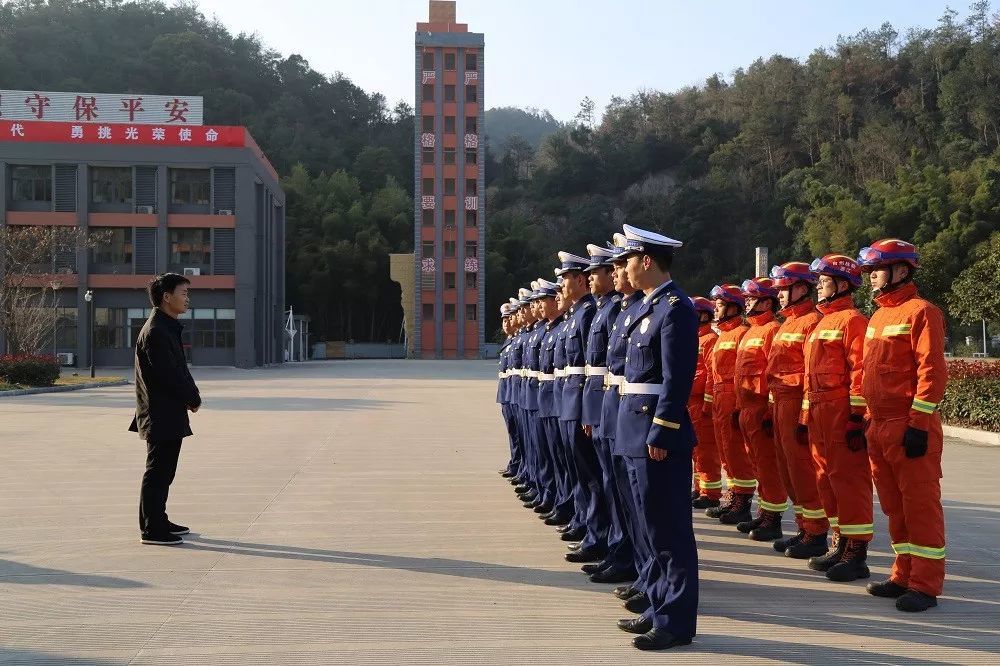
left=640, top=318, right=651, bottom=334
left=571, top=320, right=576, bottom=329
left=625, top=316, right=632, bottom=327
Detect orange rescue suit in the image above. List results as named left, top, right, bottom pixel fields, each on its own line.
left=862, top=282, right=948, bottom=597
left=709, top=318, right=756, bottom=495
left=803, top=295, right=873, bottom=542
left=768, top=299, right=827, bottom=535
left=735, top=311, right=785, bottom=513
left=689, top=323, right=722, bottom=499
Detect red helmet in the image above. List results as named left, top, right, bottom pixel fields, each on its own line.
left=690, top=296, right=714, bottom=314
left=857, top=239, right=920, bottom=271
left=710, top=284, right=745, bottom=306
left=740, top=277, right=779, bottom=299
left=809, top=254, right=862, bottom=287
left=769, top=262, right=816, bottom=288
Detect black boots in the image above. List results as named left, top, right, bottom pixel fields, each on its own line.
left=825, top=538, right=870, bottom=582
left=773, top=530, right=804, bottom=553
left=748, top=511, right=783, bottom=542
left=718, top=493, right=752, bottom=525
left=868, top=580, right=937, bottom=612
left=807, top=532, right=845, bottom=572
left=692, top=495, right=721, bottom=509
left=867, top=579, right=907, bottom=598
left=705, top=492, right=732, bottom=518
left=785, top=532, right=829, bottom=559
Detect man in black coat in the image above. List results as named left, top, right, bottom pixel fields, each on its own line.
left=129, top=273, right=202, bottom=545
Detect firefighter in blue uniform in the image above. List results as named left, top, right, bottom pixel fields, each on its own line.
left=535, top=278, right=575, bottom=526
left=552, top=285, right=586, bottom=543
left=510, top=290, right=535, bottom=501
left=522, top=282, right=558, bottom=515
left=557, top=251, right=611, bottom=563
left=580, top=242, right=636, bottom=584
left=498, top=303, right=519, bottom=479
left=614, top=224, right=699, bottom=651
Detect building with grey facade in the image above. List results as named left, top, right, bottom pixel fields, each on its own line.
left=0, top=117, right=285, bottom=368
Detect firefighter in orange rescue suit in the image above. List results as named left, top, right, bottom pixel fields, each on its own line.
left=858, top=239, right=947, bottom=613
left=802, top=255, right=873, bottom=582
left=766, top=262, right=829, bottom=559
left=732, top=277, right=786, bottom=541
left=689, top=296, right=723, bottom=509
left=704, top=285, right=757, bottom=525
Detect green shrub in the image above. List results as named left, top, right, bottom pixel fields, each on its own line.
left=941, top=361, right=1000, bottom=431
left=0, top=354, right=61, bottom=387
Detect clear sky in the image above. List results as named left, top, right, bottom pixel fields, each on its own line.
left=197, top=0, right=975, bottom=121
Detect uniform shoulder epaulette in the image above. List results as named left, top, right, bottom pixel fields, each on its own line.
left=580, top=302, right=592, bottom=310
left=611, top=295, right=622, bottom=304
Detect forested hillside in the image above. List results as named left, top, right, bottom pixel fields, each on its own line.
left=3, top=1, right=998, bottom=349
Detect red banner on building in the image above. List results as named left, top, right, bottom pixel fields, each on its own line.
left=0, top=119, right=245, bottom=147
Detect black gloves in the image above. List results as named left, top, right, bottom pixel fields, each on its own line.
left=796, top=424, right=809, bottom=447
left=903, top=427, right=929, bottom=458
left=846, top=413, right=866, bottom=452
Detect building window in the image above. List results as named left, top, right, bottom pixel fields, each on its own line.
left=465, top=85, right=477, bottom=103
left=445, top=272, right=456, bottom=289
left=444, top=52, right=456, bottom=70
left=422, top=83, right=434, bottom=102
left=466, top=304, right=478, bottom=321
left=169, top=169, right=210, bottom=205
left=466, top=52, right=477, bottom=70
left=466, top=209, right=477, bottom=227
left=445, top=304, right=456, bottom=321
left=444, top=116, right=455, bottom=133
left=11, top=165, right=52, bottom=202
left=466, top=241, right=477, bottom=256
left=422, top=149, right=434, bottom=164
left=422, top=210, right=434, bottom=227
left=444, top=84, right=456, bottom=102
left=91, top=228, right=133, bottom=265
left=95, top=308, right=128, bottom=349
left=422, top=177, right=434, bottom=193
left=91, top=167, right=132, bottom=205
left=444, top=149, right=456, bottom=165
left=445, top=178, right=456, bottom=195
left=465, top=149, right=477, bottom=163
left=465, top=271, right=477, bottom=289
left=422, top=303, right=434, bottom=319
left=422, top=115, right=434, bottom=132
left=55, top=307, right=78, bottom=350
left=466, top=116, right=477, bottom=133
left=191, top=308, right=235, bottom=348
left=169, top=228, right=212, bottom=270
left=423, top=51, right=435, bottom=69
left=444, top=210, right=456, bottom=228
left=422, top=241, right=435, bottom=256
left=466, top=179, right=477, bottom=196
left=444, top=241, right=456, bottom=257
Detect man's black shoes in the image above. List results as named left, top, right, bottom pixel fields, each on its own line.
left=623, top=592, right=652, bottom=613
left=141, top=532, right=183, bottom=546
left=632, top=629, right=693, bottom=650
left=590, top=568, right=635, bottom=584
left=166, top=521, right=190, bottom=535
left=617, top=615, right=653, bottom=634
left=565, top=546, right=605, bottom=563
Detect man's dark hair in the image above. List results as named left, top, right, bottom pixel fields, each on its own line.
left=148, top=273, right=191, bottom=307
left=644, top=246, right=674, bottom=272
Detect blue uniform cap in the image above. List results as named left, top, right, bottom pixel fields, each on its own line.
left=535, top=277, right=560, bottom=298
left=617, top=224, right=683, bottom=259
left=584, top=243, right=615, bottom=271
left=554, top=251, right=590, bottom=276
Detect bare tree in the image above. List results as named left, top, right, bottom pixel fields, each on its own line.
left=0, top=226, right=108, bottom=355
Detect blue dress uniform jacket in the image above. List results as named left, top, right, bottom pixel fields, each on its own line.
left=524, top=321, right=544, bottom=412
left=510, top=329, right=525, bottom=409
left=497, top=336, right=512, bottom=404
left=606, top=294, right=639, bottom=453
left=560, top=293, right=597, bottom=420
left=537, top=317, right=564, bottom=419
left=583, top=292, right=621, bottom=429
left=553, top=317, right=570, bottom=418
left=617, top=282, right=698, bottom=457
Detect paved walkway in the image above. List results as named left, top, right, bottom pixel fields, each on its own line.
left=1, top=361, right=998, bottom=664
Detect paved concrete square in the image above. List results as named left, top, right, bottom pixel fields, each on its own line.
left=1, top=361, right=998, bottom=663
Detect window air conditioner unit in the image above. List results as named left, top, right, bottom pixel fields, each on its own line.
left=56, top=352, right=75, bottom=366
left=183, top=267, right=201, bottom=276
left=135, top=205, right=154, bottom=214
left=217, top=209, right=234, bottom=216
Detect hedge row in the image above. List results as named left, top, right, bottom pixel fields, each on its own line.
left=0, top=354, right=61, bottom=388
left=940, top=361, right=1000, bottom=432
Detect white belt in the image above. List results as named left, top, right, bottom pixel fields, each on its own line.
left=564, top=366, right=587, bottom=376
left=498, top=372, right=504, bottom=379
left=585, top=365, right=608, bottom=377
left=538, top=373, right=555, bottom=381
left=606, top=373, right=624, bottom=387
left=620, top=381, right=662, bottom=395
left=527, top=370, right=539, bottom=378
left=519, top=369, right=527, bottom=378
left=554, top=368, right=566, bottom=378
